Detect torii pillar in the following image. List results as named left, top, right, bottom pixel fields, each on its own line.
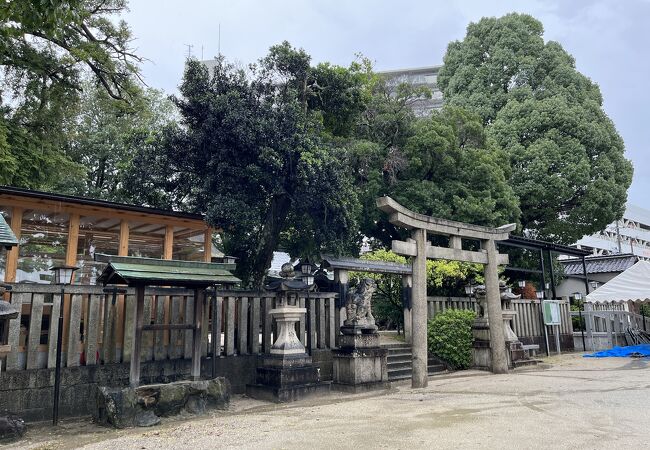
left=377, top=197, right=515, bottom=388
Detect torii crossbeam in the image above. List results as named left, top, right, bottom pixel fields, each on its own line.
left=377, top=197, right=516, bottom=388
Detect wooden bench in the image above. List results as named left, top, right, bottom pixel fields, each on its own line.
left=522, top=344, right=540, bottom=357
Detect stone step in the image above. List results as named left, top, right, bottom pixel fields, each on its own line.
left=387, top=367, right=412, bottom=379
left=381, top=342, right=410, bottom=349
left=387, top=361, right=412, bottom=371
left=387, top=353, right=412, bottom=363
left=386, top=347, right=412, bottom=355
left=388, top=366, right=448, bottom=381
left=513, top=359, right=541, bottom=369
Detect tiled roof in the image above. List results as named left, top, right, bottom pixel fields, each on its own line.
left=562, top=254, right=639, bottom=276
left=96, top=254, right=240, bottom=287
left=0, top=214, right=18, bottom=249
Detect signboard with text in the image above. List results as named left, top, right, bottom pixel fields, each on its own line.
left=543, top=300, right=561, bottom=326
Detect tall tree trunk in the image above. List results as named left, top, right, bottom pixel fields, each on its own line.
left=250, top=194, right=292, bottom=289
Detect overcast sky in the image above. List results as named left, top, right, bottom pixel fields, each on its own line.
left=123, top=0, right=649, bottom=206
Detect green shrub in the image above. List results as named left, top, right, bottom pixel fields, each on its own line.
left=427, top=309, right=476, bottom=370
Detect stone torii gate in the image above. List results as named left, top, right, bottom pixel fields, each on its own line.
left=377, top=197, right=515, bottom=388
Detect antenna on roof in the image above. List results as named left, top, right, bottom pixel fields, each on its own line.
left=218, top=23, right=221, bottom=56
left=184, top=43, right=193, bottom=58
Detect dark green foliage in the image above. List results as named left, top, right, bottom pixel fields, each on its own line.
left=438, top=13, right=633, bottom=244
left=64, top=82, right=177, bottom=201
left=136, top=45, right=363, bottom=286
left=427, top=309, right=476, bottom=369
left=356, top=104, right=520, bottom=247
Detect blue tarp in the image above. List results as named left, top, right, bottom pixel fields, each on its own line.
left=584, top=344, right=650, bottom=358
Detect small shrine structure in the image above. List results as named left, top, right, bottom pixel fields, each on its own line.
left=96, top=254, right=240, bottom=387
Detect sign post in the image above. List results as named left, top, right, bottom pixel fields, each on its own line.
left=543, top=300, right=562, bottom=355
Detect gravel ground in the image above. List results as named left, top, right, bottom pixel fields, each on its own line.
left=11, top=353, right=650, bottom=450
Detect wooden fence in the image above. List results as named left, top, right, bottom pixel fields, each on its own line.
left=1, top=284, right=338, bottom=372
left=427, top=296, right=574, bottom=340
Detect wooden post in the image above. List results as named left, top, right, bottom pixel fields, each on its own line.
left=162, top=225, right=173, bottom=346
left=204, top=227, right=212, bottom=262
left=130, top=285, right=145, bottom=388
left=4, top=207, right=23, bottom=283
left=191, top=288, right=204, bottom=380
left=62, top=213, right=80, bottom=351
left=116, top=220, right=129, bottom=360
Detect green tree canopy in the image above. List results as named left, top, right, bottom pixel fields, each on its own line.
left=0, top=0, right=142, bottom=192
left=437, top=13, right=633, bottom=243
left=354, top=104, right=520, bottom=246
left=64, top=81, right=177, bottom=200
left=132, top=45, right=366, bottom=286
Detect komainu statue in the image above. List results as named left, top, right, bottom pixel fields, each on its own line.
left=344, top=278, right=378, bottom=332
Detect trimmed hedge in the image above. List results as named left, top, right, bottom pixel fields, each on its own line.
left=427, top=309, right=476, bottom=370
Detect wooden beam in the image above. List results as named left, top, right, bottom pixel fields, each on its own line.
left=204, top=227, right=213, bottom=262
left=191, top=289, right=204, bottom=380
left=0, top=195, right=208, bottom=230
left=163, top=225, right=174, bottom=260
left=4, top=207, right=23, bottom=283
left=62, top=213, right=80, bottom=350
left=118, top=220, right=129, bottom=256
left=129, top=285, right=145, bottom=388
left=115, top=220, right=130, bottom=358
left=66, top=214, right=80, bottom=266
left=143, top=324, right=193, bottom=331
left=162, top=225, right=174, bottom=345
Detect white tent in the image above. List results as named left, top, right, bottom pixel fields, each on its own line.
left=586, top=260, right=650, bottom=304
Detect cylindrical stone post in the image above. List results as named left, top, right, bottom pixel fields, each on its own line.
left=335, top=269, right=349, bottom=347
left=484, top=239, right=508, bottom=374
left=411, top=229, right=428, bottom=388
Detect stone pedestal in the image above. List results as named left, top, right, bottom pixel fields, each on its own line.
left=246, top=354, right=331, bottom=403
left=473, top=300, right=530, bottom=370
left=472, top=317, right=492, bottom=370
left=246, top=295, right=331, bottom=403
left=333, top=330, right=389, bottom=393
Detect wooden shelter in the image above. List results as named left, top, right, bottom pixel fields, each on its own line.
left=97, top=255, right=240, bottom=387
left=0, top=186, right=219, bottom=359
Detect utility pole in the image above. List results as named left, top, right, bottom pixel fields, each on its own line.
left=615, top=220, right=622, bottom=253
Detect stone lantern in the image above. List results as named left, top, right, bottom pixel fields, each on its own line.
left=246, top=263, right=330, bottom=402
left=471, top=282, right=526, bottom=369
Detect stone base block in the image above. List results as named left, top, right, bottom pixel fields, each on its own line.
left=246, top=381, right=331, bottom=403
left=338, top=333, right=380, bottom=349
left=95, top=377, right=230, bottom=429
left=331, top=380, right=391, bottom=393
left=472, top=340, right=492, bottom=371
left=247, top=360, right=331, bottom=403
left=255, top=365, right=321, bottom=388
left=333, top=346, right=388, bottom=389
left=260, top=354, right=313, bottom=369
